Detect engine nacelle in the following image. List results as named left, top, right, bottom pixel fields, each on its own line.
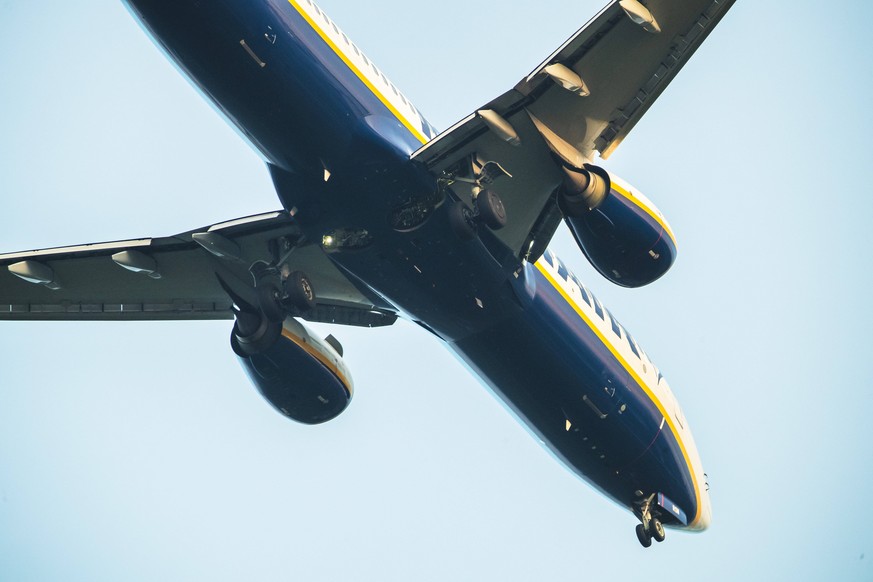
left=232, top=317, right=353, bottom=425
left=560, top=165, right=677, bottom=288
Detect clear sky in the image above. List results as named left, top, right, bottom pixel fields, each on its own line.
left=1, top=1, right=871, bottom=580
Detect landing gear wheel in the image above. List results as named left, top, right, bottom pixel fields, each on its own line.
left=257, top=278, right=285, bottom=323
left=448, top=201, right=477, bottom=241
left=650, top=518, right=666, bottom=543
left=635, top=524, right=652, bottom=548
left=475, top=189, right=507, bottom=230
left=284, top=271, right=316, bottom=312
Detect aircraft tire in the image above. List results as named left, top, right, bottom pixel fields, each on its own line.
left=476, top=189, right=507, bottom=230
left=635, top=524, right=652, bottom=548
left=448, top=201, right=477, bottom=241
left=650, top=518, right=666, bottom=543
left=284, top=271, right=316, bottom=312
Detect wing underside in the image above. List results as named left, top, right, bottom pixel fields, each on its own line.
left=414, top=0, right=735, bottom=259
left=0, top=211, right=396, bottom=327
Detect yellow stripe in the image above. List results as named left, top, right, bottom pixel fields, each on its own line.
left=610, top=182, right=678, bottom=248
left=535, top=260, right=702, bottom=527
left=286, top=0, right=428, bottom=145
left=281, top=329, right=353, bottom=397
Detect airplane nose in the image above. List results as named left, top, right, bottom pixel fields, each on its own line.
left=696, top=492, right=713, bottom=531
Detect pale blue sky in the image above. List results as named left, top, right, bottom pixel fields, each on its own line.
left=1, top=1, right=871, bottom=580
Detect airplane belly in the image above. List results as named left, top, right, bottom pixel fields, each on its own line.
left=448, top=264, right=696, bottom=520
left=123, top=0, right=409, bottom=175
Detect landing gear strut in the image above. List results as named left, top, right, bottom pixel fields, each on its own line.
left=635, top=493, right=667, bottom=548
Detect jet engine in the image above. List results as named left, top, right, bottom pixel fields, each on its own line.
left=231, top=315, right=353, bottom=425
left=559, top=165, right=677, bottom=288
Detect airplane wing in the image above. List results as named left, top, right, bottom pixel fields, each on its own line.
left=0, top=211, right=396, bottom=327
left=413, top=0, right=734, bottom=260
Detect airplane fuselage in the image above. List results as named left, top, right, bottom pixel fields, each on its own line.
left=124, top=0, right=711, bottom=532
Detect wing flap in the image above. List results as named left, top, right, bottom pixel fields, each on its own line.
left=516, top=0, right=737, bottom=159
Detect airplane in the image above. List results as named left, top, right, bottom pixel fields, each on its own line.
left=0, top=0, right=733, bottom=547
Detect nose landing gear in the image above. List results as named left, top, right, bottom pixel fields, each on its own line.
left=635, top=493, right=667, bottom=548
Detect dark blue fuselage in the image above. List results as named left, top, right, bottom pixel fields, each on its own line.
left=124, top=0, right=706, bottom=530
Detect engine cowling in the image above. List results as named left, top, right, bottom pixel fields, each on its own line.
left=232, top=317, right=353, bottom=425
left=560, top=165, right=677, bottom=288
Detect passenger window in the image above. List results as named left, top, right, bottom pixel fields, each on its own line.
left=578, top=284, right=591, bottom=306
left=542, top=251, right=555, bottom=269
left=625, top=330, right=640, bottom=358
left=557, top=262, right=569, bottom=282
left=606, top=310, right=621, bottom=337
left=592, top=295, right=604, bottom=319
